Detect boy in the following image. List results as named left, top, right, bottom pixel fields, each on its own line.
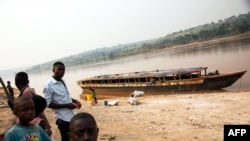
left=4, top=96, right=52, bottom=141
left=14, top=71, right=52, bottom=136
left=69, top=112, right=99, bottom=141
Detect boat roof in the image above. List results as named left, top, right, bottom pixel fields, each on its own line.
left=77, top=67, right=207, bottom=81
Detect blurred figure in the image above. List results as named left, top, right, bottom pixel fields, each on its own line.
left=69, top=112, right=99, bottom=141
left=7, top=81, right=14, bottom=99
left=89, top=86, right=97, bottom=104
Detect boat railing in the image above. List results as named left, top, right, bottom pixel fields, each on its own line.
left=77, top=67, right=209, bottom=86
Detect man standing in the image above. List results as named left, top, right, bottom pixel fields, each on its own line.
left=7, top=81, right=14, bottom=99
left=43, top=61, right=82, bottom=141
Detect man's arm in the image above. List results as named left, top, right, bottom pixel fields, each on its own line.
left=48, top=102, right=76, bottom=109
left=72, top=98, right=82, bottom=109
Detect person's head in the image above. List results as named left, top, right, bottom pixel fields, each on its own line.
left=69, top=112, right=99, bottom=141
left=13, top=96, right=35, bottom=125
left=89, top=86, right=94, bottom=91
left=7, top=81, right=10, bottom=84
left=52, top=61, right=65, bottom=80
left=15, top=72, right=29, bottom=90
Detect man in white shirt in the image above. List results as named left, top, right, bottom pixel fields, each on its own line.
left=43, top=61, right=82, bottom=141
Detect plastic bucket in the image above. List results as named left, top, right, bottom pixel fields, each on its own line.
left=86, top=94, right=93, bottom=101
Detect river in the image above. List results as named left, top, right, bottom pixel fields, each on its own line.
left=2, top=34, right=250, bottom=99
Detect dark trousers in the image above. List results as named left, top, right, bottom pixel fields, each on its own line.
left=56, top=119, right=70, bottom=141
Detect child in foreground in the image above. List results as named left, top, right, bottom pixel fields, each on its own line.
left=4, top=96, right=52, bottom=141
left=69, top=112, right=99, bottom=141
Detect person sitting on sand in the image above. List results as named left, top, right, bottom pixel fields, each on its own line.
left=4, top=96, right=52, bottom=141
left=69, top=112, right=99, bottom=141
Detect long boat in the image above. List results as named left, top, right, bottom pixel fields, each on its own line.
left=76, top=67, right=247, bottom=95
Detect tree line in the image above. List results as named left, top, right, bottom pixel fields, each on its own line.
left=27, top=12, right=250, bottom=73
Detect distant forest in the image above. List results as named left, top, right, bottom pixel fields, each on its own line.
left=27, top=12, right=250, bottom=73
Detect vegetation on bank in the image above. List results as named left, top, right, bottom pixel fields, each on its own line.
left=27, top=12, right=250, bottom=73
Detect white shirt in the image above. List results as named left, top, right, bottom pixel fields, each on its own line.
left=43, top=77, right=75, bottom=122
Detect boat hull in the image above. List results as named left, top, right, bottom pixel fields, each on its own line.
left=78, top=70, right=247, bottom=96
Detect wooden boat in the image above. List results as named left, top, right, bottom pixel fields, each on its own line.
left=76, top=67, right=247, bottom=95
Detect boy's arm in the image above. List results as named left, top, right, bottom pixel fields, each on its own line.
left=39, top=112, right=51, bottom=129
left=38, top=119, right=52, bottom=136
left=38, top=119, right=46, bottom=130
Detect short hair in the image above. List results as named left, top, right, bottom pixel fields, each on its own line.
left=53, top=61, right=64, bottom=68
left=13, top=96, right=34, bottom=111
left=70, top=112, right=97, bottom=129
left=15, top=72, right=29, bottom=86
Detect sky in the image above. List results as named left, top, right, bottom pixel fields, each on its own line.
left=0, top=0, right=249, bottom=70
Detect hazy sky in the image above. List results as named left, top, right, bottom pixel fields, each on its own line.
left=0, top=0, right=249, bottom=70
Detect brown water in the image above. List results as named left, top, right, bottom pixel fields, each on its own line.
left=16, top=35, right=250, bottom=99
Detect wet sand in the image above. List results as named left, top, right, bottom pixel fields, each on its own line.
left=1, top=90, right=250, bottom=141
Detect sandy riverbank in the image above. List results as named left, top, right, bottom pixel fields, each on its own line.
left=1, top=91, right=250, bottom=141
